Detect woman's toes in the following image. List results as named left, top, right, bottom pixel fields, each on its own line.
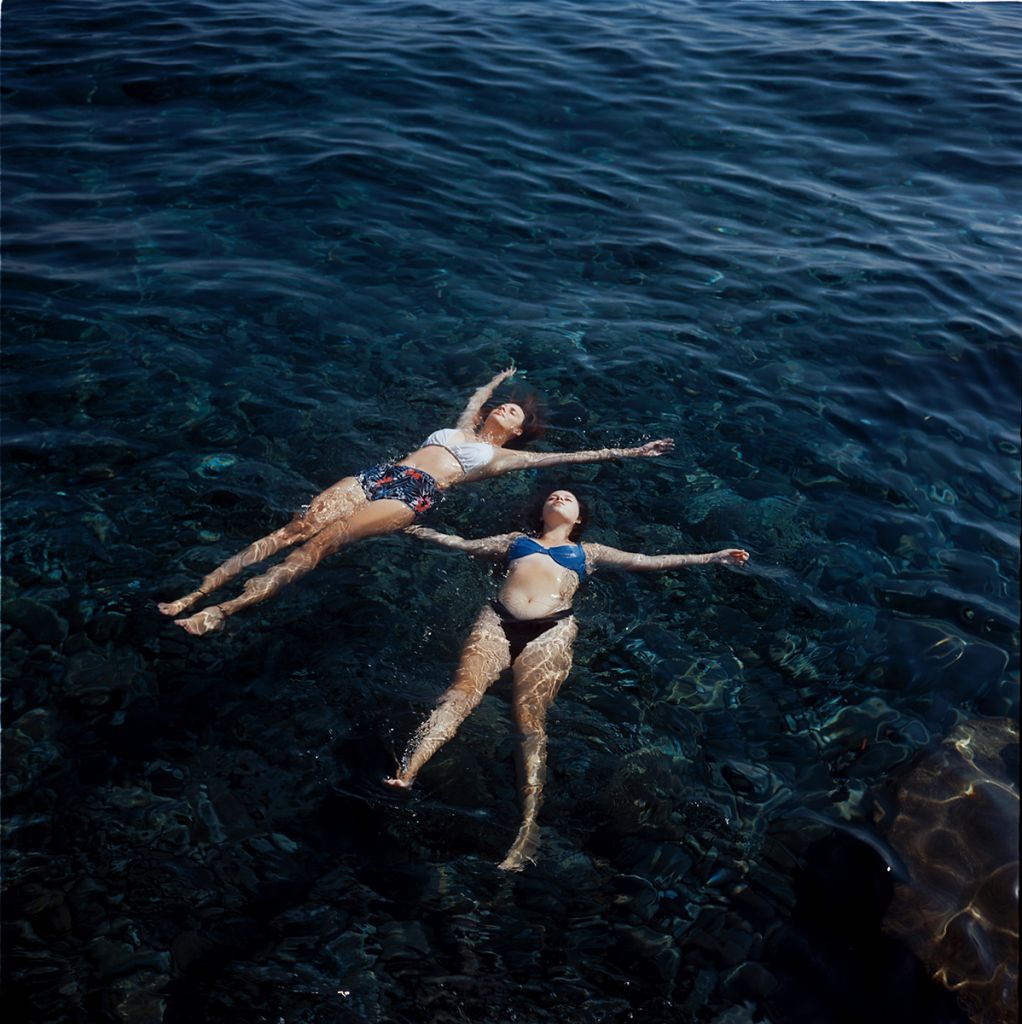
left=174, top=607, right=225, bottom=636
left=158, top=594, right=201, bottom=617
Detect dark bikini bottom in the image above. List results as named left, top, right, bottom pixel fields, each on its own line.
left=490, top=599, right=573, bottom=661
left=355, top=463, right=443, bottom=517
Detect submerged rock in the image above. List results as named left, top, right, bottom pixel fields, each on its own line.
left=2, top=597, right=68, bottom=648
left=878, top=717, right=1019, bottom=1024
left=195, top=453, right=238, bottom=477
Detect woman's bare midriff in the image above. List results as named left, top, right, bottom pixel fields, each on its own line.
left=399, top=445, right=466, bottom=488
left=496, top=556, right=579, bottom=620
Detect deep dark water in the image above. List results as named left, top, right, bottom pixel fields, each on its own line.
left=2, top=1, right=1019, bottom=1022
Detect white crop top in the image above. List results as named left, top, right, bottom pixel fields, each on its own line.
left=422, top=428, right=495, bottom=473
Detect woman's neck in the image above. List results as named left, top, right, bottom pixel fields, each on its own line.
left=538, top=524, right=575, bottom=546
left=476, top=424, right=511, bottom=447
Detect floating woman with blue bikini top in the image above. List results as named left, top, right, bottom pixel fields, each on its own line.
left=388, top=489, right=749, bottom=871
left=158, top=368, right=674, bottom=635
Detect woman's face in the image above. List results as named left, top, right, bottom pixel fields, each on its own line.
left=543, top=490, right=580, bottom=528
left=485, top=402, right=524, bottom=434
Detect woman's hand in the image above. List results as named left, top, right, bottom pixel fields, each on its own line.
left=459, top=367, right=519, bottom=430
left=632, top=438, right=674, bottom=458
left=707, top=548, right=750, bottom=566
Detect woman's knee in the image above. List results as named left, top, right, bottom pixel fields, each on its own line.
left=441, top=680, right=489, bottom=711
left=282, top=517, right=313, bottom=543
left=516, top=725, right=548, bottom=753
left=452, top=664, right=503, bottom=700
left=287, top=539, right=330, bottom=572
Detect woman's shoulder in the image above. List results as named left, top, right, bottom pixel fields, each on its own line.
left=425, top=426, right=458, bottom=440
left=433, top=427, right=482, bottom=444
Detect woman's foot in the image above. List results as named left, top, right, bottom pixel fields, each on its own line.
left=498, top=821, right=539, bottom=872
left=174, top=605, right=226, bottom=636
left=158, top=592, right=203, bottom=617
left=383, top=775, right=412, bottom=789
left=497, top=850, right=530, bottom=872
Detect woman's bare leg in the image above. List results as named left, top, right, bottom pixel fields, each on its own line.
left=499, top=617, right=577, bottom=872
left=158, top=478, right=367, bottom=616
left=173, top=497, right=414, bottom=636
left=385, top=604, right=510, bottom=788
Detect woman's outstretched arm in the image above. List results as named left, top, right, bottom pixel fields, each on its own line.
left=584, top=542, right=749, bottom=573
left=488, top=437, right=674, bottom=474
left=456, top=367, right=516, bottom=431
left=405, top=525, right=520, bottom=560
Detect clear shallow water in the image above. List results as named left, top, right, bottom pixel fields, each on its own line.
left=2, top=1, right=1019, bottom=1022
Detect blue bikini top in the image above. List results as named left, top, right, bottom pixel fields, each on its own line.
left=508, top=535, right=587, bottom=582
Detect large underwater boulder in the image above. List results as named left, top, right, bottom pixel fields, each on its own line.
left=876, top=717, right=1019, bottom=1024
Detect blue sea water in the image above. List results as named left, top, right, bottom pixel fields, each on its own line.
left=2, top=1, right=1019, bottom=1022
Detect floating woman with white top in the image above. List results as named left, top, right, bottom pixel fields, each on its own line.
left=387, top=489, right=749, bottom=871
left=159, top=368, right=674, bottom=635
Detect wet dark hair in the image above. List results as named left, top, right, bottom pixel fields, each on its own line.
left=483, top=390, right=545, bottom=449
left=523, top=489, right=589, bottom=542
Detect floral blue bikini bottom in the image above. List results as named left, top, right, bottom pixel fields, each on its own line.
left=355, top=463, right=443, bottom=517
